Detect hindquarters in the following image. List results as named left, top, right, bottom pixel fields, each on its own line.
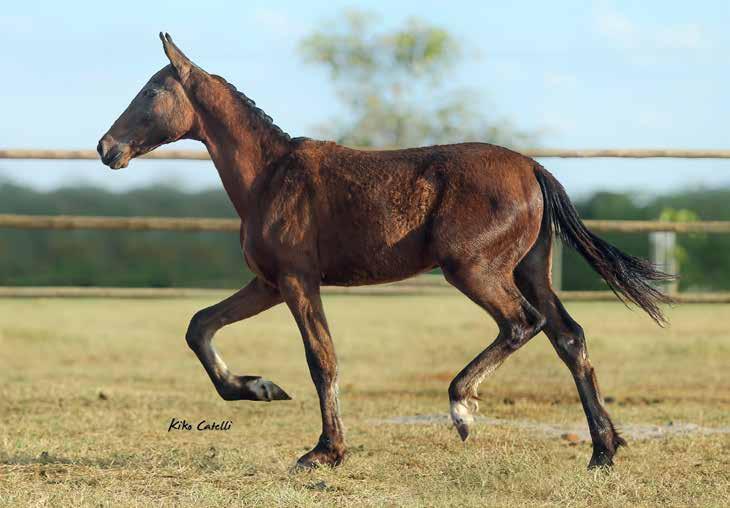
left=430, top=150, right=544, bottom=273
left=429, top=151, right=547, bottom=439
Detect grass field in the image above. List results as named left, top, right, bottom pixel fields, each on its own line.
left=1, top=294, right=729, bottom=506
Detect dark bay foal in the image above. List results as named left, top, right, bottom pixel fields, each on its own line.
left=98, top=34, right=672, bottom=469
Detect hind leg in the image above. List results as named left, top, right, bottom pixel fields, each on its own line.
left=442, top=261, right=546, bottom=440
left=516, top=234, right=626, bottom=468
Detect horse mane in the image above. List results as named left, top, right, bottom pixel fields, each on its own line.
left=210, top=74, right=291, bottom=141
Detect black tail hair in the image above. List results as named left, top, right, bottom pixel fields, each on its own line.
left=534, top=164, right=675, bottom=325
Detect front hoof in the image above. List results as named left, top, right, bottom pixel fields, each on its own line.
left=588, top=433, right=626, bottom=469
left=218, top=376, right=292, bottom=401
left=450, top=398, right=478, bottom=442
left=588, top=451, right=614, bottom=469
left=295, top=446, right=346, bottom=470
left=244, top=377, right=292, bottom=401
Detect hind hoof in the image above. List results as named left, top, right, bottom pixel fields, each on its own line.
left=450, top=398, right=477, bottom=441
left=454, top=421, right=470, bottom=441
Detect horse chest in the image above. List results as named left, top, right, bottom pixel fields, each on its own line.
left=241, top=218, right=316, bottom=285
left=240, top=228, right=280, bottom=285
left=242, top=247, right=270, bottom=283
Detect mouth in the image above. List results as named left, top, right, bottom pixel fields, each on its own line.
left=104, top=151, right=129, bottom=170
left=109, top=152, right=129, bottom=170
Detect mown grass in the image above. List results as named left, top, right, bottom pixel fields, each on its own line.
left=1, top=294, right=728, bottom=506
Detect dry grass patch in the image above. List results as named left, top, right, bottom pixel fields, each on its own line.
left=1, top=296, right=729, bottom=506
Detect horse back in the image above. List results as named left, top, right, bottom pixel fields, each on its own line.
left=249, top=141, right=540, bottom=286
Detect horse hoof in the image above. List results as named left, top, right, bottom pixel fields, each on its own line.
left=246, top=377, right=292, bottom=401
left=455, top=421, right=470, bottom=441
left=588, top=433, right=625, bottom=469
left=450, top=399, right=476, bottom=441
left=588, top=454, right=614, bottom=469
left=294, top=446, right=346, bottom=470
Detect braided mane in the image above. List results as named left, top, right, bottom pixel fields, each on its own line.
left=211, top=74, right=291, bottom=141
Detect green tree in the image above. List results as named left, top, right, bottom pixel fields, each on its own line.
left=299, top=9, right=532, bottom=148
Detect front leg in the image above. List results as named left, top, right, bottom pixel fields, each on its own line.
left=279, top=273, right=346, bottom=468
left=186, top=277, right=291, bottom=401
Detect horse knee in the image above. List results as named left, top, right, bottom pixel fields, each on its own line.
left=185, top=309, right=213, bottom=350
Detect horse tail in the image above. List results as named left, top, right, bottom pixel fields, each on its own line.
left=533, top=163, right=675, bottom=325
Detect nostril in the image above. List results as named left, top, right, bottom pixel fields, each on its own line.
left=97, top=136, right=115, bottom=160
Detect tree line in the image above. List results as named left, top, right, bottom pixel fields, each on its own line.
left=1, top=182, right=727, bottom=291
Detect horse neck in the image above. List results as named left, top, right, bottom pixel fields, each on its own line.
left=189, top=80, right=291, bottom=217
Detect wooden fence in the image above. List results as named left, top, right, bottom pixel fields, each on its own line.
left=1, top=214, right=729, bottom=234
left=1, top=148, right=728, bottom=302
left=0, top=284, right=727, bottom=303
left=3, top=148, right=730, bottom=160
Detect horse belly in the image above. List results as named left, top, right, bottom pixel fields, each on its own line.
left=319, top=195, right=438, bottom=285
left=320, top=228, right=436, bottom=286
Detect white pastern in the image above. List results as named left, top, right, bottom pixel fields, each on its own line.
left=450, top=399, right=475, bottom=427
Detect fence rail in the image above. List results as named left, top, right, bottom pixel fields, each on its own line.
left=3, top=148, right=730, bottom=160
left=0, top=214, right=240, bottom=232
left=0, top=284, right=728, bottom=303
left=1, top=214, right=729, bottom=233
left=2, top=147, right=728, bottom=301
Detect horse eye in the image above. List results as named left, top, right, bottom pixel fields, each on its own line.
left=143, top=89, right=158, bottom=98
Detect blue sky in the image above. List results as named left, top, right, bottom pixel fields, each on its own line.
left=1, top=1, right=728, bottom=196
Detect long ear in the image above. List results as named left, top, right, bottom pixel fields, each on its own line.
left=160, top=32, right=192, bottom=83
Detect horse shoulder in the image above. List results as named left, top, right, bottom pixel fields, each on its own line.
left=247, top=149, right=322, bottom=268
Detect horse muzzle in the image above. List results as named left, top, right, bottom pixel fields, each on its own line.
left=97, top=136, right=131, bottom=170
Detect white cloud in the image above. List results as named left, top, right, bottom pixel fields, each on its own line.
left=593, top=5, right=710, bottom=50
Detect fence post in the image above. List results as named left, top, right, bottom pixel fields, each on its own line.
left=650, top=231, right=679, bottom=295
left=552, top=235, right=563, bottom=291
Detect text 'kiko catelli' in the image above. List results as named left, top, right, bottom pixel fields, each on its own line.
left=167, top=418, right=233, bottom=432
